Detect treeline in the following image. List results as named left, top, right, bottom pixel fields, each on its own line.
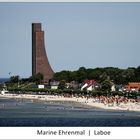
left=9, top=73, right=43, bottom=84
left=53, top=66, right=140, bottom=84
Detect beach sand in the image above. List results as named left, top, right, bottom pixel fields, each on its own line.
left=0, top=93, right=140, bottom=112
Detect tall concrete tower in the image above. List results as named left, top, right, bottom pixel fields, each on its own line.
left=32, top=23, right=54, bottom=82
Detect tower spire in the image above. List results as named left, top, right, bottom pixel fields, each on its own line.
left=32, top=23, right=54, bottom=82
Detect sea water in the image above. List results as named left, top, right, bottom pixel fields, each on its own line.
left=0, top=78, right=9, bottom=83
left=0, top=97, right=140, bottom=126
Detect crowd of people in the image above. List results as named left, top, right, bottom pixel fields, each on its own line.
left=92, top=95, right=140, bottom=105
left=1, top=91, right=140, bottom=111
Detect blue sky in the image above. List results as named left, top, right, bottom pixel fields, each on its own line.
left=0, top=3, right=140, bottom=78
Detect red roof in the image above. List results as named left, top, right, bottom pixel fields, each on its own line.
left=83, top=80, right=97, bottom=85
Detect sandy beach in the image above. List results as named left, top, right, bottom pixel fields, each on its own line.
left=0, top=93, right=140, bottom=112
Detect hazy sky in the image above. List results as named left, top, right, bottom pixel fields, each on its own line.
left=0, top=2, right=140, bottom=78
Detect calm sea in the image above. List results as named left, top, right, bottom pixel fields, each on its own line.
left=0, top=97, right=140, bottom=126
left=0, top=78, right=9, bottom=83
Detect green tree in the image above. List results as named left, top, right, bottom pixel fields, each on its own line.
left=52, top=66, right=140, bottom=85
left=58, top=80, right=66, bottom=89
left=10, top=75, right=20, bottom=83
left=53, top=70, right=71, bottom=82
left=135, top=66, right=140, bottom=81
left=101, top=80, right=111, bottom=92
left=100, top=72, right=108, bottom=82
left=87, top=68, right=102, bottom=80
left=29, top=73, right=44, bottom=84
left=69, top=71, right=78, bottom=81
left=77, top=67, right=87, bottom=82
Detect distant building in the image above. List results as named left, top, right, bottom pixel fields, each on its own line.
left=38, top=85, right=45, bottom=89
left=81, top=80, right=98, bottom=91
left=110, top=81, right=116, bottom=92
left=125, top=82, right=140, bottom=92
left=50, top=81, right=60, bottom=90
left=116, top=85, right=123, bottom=92
left=0, top=89, right=8, bottom=95
left=111, top=85, right=116, bottom=92
left=66, top=81, right=79, bottom=89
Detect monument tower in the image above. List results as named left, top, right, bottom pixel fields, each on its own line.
left=32, top=23, right=54, bottom=82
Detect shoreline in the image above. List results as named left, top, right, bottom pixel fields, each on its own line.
left=0, top=93, right=140, bottom=112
